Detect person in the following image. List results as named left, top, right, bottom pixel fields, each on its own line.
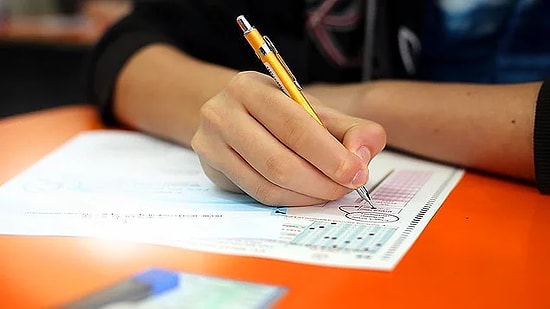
left=87, top=0, right=550, bottom=206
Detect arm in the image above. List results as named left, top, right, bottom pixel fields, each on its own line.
left=114, top=44, right=237, bottom=145
left=88, top=0, right=261, bottom=144
left=307, top=80, right=542, bottom=182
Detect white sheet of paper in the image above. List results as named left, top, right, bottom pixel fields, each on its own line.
left=0, top=131, right=463, bottom=270
left=0, top=131, right=283, bottom=241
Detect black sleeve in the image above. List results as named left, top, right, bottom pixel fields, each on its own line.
left=87, top=2, right=175, bottom=125
left=57, top=0, right=82, bottom=14
left=534, top=79, right=550, bottom=194
left=87, top=0, right=267, bottom=125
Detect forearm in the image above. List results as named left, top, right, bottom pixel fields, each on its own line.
left=308, top=81, right=541, bottom=181
left=114, top=44, right=237, bottom=146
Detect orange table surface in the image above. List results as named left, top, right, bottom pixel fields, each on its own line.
left=1, top=105, right=550, bottom=308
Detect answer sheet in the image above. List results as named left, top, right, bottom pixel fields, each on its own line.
left=0, top=131, right=463, bottom=270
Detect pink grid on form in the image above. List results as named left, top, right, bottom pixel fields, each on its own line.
left=372, top=170, right=432, bottom=207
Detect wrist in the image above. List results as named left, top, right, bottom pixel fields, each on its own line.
left=304, top=83, right=362, bottom=115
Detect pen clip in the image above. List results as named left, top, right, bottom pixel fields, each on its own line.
left=263, top=35, right=303, bottom=90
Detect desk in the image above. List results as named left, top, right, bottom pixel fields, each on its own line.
left=1, top=105, right=550, bottom=308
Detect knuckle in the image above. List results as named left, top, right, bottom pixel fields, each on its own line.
left=190, top=136, right=213, bottom=164
left=262, top=89, right=280, bottom=108
left=191, top=125, right=223, bottom=167
left=264, top=154, right=290, bottom=185
left=332, top=156, right=354, bottom=185
left=282, top=117, right=308, bottom=149
left=190, top=133, right=202, bottom=154
left=252, top=182, right=280, bottom=206
left=227, top=71, right=256, bottom=98
left=199, top=101, right=225, bottom=131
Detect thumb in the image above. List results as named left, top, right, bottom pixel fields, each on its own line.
left=315, top=105, right=386, bottom=165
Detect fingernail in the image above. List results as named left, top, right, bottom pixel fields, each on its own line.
left=352, top=169, right=367, bottom=187
left=355, top=146, right=371, bottom=165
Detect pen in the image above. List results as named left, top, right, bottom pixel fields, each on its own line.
left=63, top=268, right=180, bottom=309
left=236, top=15, right=376, bottom=207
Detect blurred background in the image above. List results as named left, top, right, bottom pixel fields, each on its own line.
left=0, top=0, right=130, bottom=118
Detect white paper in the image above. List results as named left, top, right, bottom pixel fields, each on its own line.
left=0, top=131, right=463, bottom=270
left=0, top=131, right=283, bottom=242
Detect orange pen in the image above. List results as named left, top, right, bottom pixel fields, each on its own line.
left=236, top=15, right=323, bottom=125
left=236, top=15, right=376, bottom=207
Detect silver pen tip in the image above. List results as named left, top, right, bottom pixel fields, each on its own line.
left=236, top=15, right=253, bottom=33
left=356, top=185, right=375, bottom=208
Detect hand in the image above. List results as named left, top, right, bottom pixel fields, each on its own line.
left=191, top=71, right=386, bottom=206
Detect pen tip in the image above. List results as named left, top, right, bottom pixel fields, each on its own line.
left=356, top=186, right=376, bottom=208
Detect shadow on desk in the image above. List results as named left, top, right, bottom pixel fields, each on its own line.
left=0, top=41, right=90, bottom=118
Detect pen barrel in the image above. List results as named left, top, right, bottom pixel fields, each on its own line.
left=242, top=28, right=265, bottom=59
left=242, top=22, right=324, bottom=126
left=260, top=53, right=324, bottom=126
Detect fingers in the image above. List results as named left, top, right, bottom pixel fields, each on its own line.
left=192, top=71, right=387, bottom=206
left=315, top=105, right=386, bottom=164
left=193, top=78, right=351, bottom=202
left=194, top=140, right=328, bottom=207
left=219, top=100, right=352, bottom=201
left=227, top=72, right=370, bottom=189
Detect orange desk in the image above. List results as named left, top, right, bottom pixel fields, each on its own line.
left=1, top=105, right=550, bottom=308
